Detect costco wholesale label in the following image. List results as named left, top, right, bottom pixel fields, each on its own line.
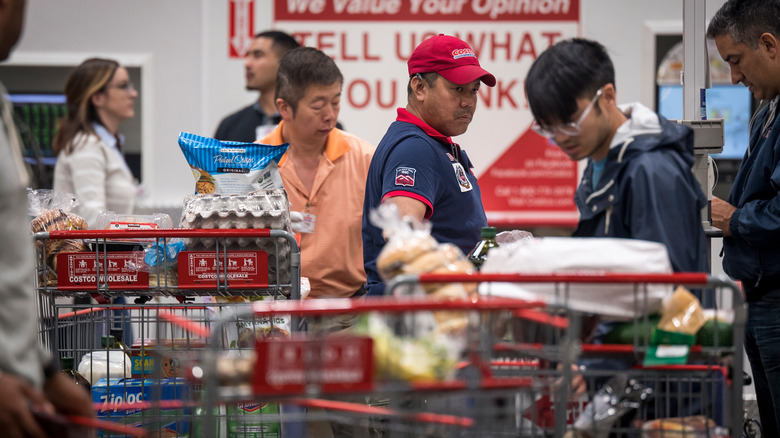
left=56, top=252, right=149, bottom=290
left=177, top=250, right=269, bottom=288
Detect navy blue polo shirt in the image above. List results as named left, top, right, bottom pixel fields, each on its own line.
left=362, top=108, right=487, bottom=296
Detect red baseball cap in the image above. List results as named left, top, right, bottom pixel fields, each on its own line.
left=407, top=34, right=496, bottom=87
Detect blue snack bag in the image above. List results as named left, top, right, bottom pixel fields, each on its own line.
left=178, top=132, right=289, bottom=194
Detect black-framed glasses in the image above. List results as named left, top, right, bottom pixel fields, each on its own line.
left=532, top=86, right=604, bottom=138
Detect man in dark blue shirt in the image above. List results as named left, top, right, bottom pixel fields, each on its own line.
left=708, top=1, right=780, bottom=434
left=362, top=34, right=496, bottom=297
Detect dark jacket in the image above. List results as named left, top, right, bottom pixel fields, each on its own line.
left=573, top=103, right=709, bottom=274
left=723, top=99, right=780, bottom=298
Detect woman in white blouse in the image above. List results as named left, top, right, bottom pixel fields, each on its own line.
left=53, top=58, right=138, bottom=227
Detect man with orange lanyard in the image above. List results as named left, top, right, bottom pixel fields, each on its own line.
left=362, top=34, right=496, bottom=297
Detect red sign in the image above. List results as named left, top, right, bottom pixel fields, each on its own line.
left=272, top=2, right=582, bottom=228
left=478, top=131, right=579, bottom=227
left=229, top=0, right=255, bottom=58
left=56, top=252, right=149, bottom=290
left=274, top=0, right=579, bottom=21
left=253, top=336, right=374, bottom=395
left=523, top=394, right=587, bottom=427
left=177, top=250, right=268, bottom=288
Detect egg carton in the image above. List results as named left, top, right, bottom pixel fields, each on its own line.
left=179, top=190, right=293, bottom=248
left=179, top=191, right=294, bottom=290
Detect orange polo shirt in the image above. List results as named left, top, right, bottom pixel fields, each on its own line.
left=261, top=123, right=375, bottom=299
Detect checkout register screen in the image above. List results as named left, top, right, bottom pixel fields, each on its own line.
left=657, top=84, right=752, bottom=159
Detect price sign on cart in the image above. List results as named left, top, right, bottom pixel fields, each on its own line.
left=177, top=250, right=269, bottom=288
left=56, top=252, right=149, bottom=290
left=253, top=336, right=374, bottom=395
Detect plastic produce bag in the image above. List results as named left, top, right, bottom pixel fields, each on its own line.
left=570, top=374, right=653, bottom=438
left=657, top=286, right=706, bottom=335
left=93, top=211, right=174, bottom=231
left=28, top=189, right=89, bottom=285
left=77, top=350, right=133, bottom=386
left=371, top=202, right=475, bottom=297
left=495, top=229, right=534, bottom=246
left=353, top=312, right=460, bottom=383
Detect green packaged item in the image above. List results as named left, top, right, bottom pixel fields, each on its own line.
left=601, top=316, right=660, bottom=345
left=643, top=329, right=696, bottom=366
left=695, top=318, right=733, bottom=347
left=228, top=402, right=280, bottom=437
left=191, top=399, right=280, bottom=438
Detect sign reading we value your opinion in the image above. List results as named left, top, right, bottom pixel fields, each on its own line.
left=266, top=0, right=581, bottom=226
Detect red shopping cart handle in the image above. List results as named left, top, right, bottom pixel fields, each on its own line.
left=43, top=228, right=274, bottom=239
left=248, top=295, right=548, bottom=317
left=64, top=414, right=148, bottom=437
left=417, top=272, right=711, bottom=285
left=158, top=309, right=212, bottom=338
left=288, top=397, right=474, bottom=428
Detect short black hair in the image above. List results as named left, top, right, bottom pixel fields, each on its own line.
left=707, top=0, right=780, bottom=49
left=406, top=72, right=438, bottom=96
left=275, top=47, right=343, bottom=113
left=254, top=30, right=300, bottom=58
left=525, top=38, right=615, bottom=128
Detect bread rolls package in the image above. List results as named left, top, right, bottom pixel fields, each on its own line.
left=28, top=189, right=89, bottom=285
left=369, top=202, right=475, bottom=339
left=641, top=416, right=721, bottom=438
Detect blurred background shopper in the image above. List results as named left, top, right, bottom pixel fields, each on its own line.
left=0, top=0, right=94, bottom=435
left=52, top=57, right=139, bottom=227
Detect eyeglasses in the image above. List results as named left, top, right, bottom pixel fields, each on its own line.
left=532, top=86, right=604, bottom=138
left=106, top=81, right=136, bottom=94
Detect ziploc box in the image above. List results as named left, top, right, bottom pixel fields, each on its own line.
left=92, top=377, right=190, bottom=437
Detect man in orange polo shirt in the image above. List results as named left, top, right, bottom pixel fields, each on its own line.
left=259, top=44, right=374, bottom=438
left=260, top=46, right=374, bottom=303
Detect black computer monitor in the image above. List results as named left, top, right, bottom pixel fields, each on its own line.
left=6, top=93, right=67, bottom=188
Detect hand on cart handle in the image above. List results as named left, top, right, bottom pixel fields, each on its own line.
left=553, top=363, right=587, bottom=402
left=0, top=373, right=55, bottom=438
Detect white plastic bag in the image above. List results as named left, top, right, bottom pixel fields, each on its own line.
left=479, top=237, right=674, bottom=319
left=77, top=350, right=132, bottom=386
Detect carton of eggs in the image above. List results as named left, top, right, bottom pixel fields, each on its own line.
left=179, top=190, right=293, bottom=287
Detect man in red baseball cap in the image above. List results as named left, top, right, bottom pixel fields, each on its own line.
left=362, top=34, right=496, bottom=297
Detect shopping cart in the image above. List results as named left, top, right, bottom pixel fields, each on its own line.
left=188, top=294, right=580, bottom=437
left=385, top=271, right=746, bottom=437
left=32, top=228, right=300, bottom=436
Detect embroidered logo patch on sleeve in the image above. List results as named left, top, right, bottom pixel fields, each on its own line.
left=395, top=167, right=416, bottom=187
